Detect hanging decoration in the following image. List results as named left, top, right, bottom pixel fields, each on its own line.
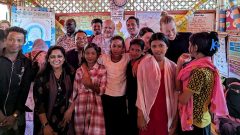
left=218, top=10, right=227, bottom=32
left=27, top=0, right=65, bottom=33
left=228, top=0, right=240, bottom=29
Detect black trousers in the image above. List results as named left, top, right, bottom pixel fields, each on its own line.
left=102, top=94, right=128, bottom=135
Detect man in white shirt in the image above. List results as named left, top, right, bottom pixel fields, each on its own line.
left=125, top=16, right=140, bottom=51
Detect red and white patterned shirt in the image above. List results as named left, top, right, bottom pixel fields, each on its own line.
left=71, top=63, right=107, bottom=135
left=92, top=34, right=111, bottom=54
left=56, top=34, right=76, bottom=52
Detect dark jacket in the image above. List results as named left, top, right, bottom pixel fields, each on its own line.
left=166, top=32, right=192, bottom=63
left=0, top=49, right=33, bottom=116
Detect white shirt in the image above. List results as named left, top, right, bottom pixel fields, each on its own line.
left=98, top=53, right=130, bottom=96
left=125, top=34, right=139, bottom=52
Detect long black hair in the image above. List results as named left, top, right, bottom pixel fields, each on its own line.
left=189, top=31, right=219, bottom=56
left=41, top=46, right=73, bottom=78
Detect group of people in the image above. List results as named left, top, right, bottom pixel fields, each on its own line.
left=0, top=13, right=229, bottom=135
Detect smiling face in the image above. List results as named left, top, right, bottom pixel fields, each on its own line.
left=75, top=32, right=88, bottom=49
left=151, top=40, right=168, bottom=61
left=103, top=20, right=115, bottom=38
left=92, top=22, right=102, bottom=36
left=48, top=49, right=65, bottom=70
left=160, top=21, right=177, bottom=41
left=110, top=39, right=124, bottom=57
left=5, top=32, right=25, bottom=54
left=126, top=19, right=139, bottom=37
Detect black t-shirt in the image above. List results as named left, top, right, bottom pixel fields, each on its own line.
left=165, top=32, right=192, bottom=63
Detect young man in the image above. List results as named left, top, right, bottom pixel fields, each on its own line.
left=66, top=30, right=88, bottom=70
left=88, top=18, right=103, bottom=43
left=125, top=16, right=140, bottom=51
left=0, top=26, right=33, bottom=135
left=56, top=18, right=76, bottom=52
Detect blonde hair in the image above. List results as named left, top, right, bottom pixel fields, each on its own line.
left=0, top=20, right=10, bottom=27
left=160, top=15, right=175, bottom=26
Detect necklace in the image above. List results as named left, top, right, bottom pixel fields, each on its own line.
left=55, top=73, right=62, bottom=92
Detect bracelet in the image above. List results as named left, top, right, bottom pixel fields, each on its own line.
left=42, top=122, right=49, bottom=128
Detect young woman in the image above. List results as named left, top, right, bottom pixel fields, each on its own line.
left=176, top=32, right=228, bottom=135
left=99, top=35, right=130, bottom=135
left=65, top=43, right=107, bottom=135
left=33, top=46, right=75, bottom=135
left=137, top=33, right=178, bottom=135
left=160, top=14, right=192, bottom=63
left=126, top=38, right=145, bottom=135
left=138, top=27, right=154, bottom=53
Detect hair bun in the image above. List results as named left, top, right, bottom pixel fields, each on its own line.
left=209, top=31, right=218, bottom=40
left=161, top=11, right=168, bottom=17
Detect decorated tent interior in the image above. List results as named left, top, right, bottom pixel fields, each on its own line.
left=0, top=0, right=240, bottom=135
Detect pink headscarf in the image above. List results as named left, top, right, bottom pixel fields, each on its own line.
left=177, top=57, right=229, bottom=131
left=136, top=55, right=178, bottom=133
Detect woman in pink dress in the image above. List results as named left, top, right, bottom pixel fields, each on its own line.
left=137, top=33, right=178, bottom=135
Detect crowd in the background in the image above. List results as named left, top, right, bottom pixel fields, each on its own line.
left=0, top=12, right=235, bottom=135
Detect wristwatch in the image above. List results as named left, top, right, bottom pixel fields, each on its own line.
left=12, top=112, right=19, bottom=118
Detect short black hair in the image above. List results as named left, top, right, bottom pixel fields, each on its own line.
left=91, top=18, right=103, bottom=26
left=149, top=32, right=169, bottom=47
left=126, top=16, right=140, bottom=27
left=130, top=38, right=145, bottom=50
left=74, top=29, right=87, bottom=37
left=0, top=29, right=5, bottom=41
left=5, top=26, right=27, bottom=42
left=139, top=27, right=154, bottom=37
left=66, top=18, right=76, bottom=27
left=110, top=35, right=126, bottom=51
left=189, top=31, right=218, bottom=56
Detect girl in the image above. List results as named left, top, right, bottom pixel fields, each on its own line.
left=33, top=46, right=75, bottom=135
left=100, top=35, right=130, bottom=135
left=126, top=38, right=145, bottom=135
left=139, top=27, right=154, bottom=53
left=65, top=43, right=107, bottom=135
left=137, top=33, right=178, bottom=135
left=176, top=32, right=228, bottom=135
